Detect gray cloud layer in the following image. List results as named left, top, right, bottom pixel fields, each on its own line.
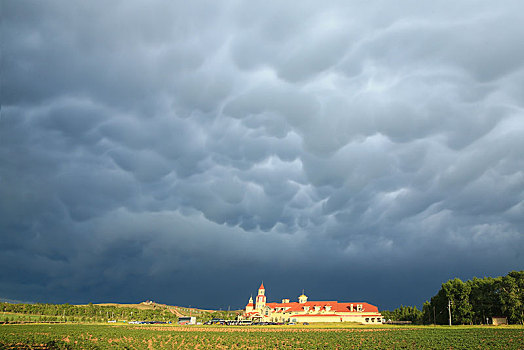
left=1, top=0, right=523, bottom=309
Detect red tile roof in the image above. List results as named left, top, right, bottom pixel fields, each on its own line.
left=259, top=282, right=265, bottom=290
left=265, top=301, right=378, bottom=313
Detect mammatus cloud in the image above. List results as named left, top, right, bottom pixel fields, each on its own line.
left=1, top=0, right=523, bottom=309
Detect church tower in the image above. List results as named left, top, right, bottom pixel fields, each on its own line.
left=245, top=296, right=254, bottom=313
left=255, top=282, right=266, bottom=309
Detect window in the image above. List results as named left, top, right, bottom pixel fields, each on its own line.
left=365, top=318, right=369, bottom=322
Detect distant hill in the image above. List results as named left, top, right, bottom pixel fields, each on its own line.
left=87, top=301, right=217, bottom=317
left=1, top=300, right=241, bottom=324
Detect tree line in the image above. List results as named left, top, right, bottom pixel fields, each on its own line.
left=1, top=302, right=179, bottom=323
left=1, top=301, right=242, bottom=324
left=382, top=270, right=523, bottom=325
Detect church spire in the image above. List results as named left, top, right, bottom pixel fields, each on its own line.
left=256, top=281, right=266, bottom=309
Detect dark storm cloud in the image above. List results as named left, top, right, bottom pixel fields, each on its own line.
left=1, top=0, right=523, bottom=309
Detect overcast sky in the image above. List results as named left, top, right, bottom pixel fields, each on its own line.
left=1, top=1, right=523, bottom=310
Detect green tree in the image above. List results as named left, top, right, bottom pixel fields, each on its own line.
left=380, top=305, right=422, bottom=324
left=421, top=301, right=433, bottom=324
left=441, top=278, right=473, bottom=324
left=498, top=271, right=524, bottom=324
left=467, top=277, right=501, bottom=324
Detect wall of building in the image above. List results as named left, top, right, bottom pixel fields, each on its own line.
left=263, top=312, right=382, bottom=324
left=286, top=314, right=382, bottom=324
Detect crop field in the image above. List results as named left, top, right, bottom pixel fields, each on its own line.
left=1, top=323, right=523, bottom=349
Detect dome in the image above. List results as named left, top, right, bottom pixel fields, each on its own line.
left=298, top=293, right=308, bottom=303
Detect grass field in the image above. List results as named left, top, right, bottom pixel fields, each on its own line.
left=1, top=323, right=523, bottom=349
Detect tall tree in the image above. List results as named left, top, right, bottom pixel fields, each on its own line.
left=498, top=271, right=524, bottom=325
left=467, top=277, right=500, bottom=324
left=422, top=301, right=433, bottom=324
left=443, top=278, right=473, bottom=324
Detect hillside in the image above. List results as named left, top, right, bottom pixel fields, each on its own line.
left=91, top=301, right=215, bottom=318
left=1, top=300, right=242, bottom=324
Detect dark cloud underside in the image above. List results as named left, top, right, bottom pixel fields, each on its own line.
left=1, top=0, right=523, bottom=309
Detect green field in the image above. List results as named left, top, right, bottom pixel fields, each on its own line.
left=1, top=312, right=44, bottom=322
left=1, top=323, right=523, bottom=349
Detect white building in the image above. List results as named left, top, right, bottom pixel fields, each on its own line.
left=242, top=282, right=382, bottom=324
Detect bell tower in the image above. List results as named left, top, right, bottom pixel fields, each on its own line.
left=245, top=296, right=254, bottom=313
left=255, top=282, right=266, bottom=309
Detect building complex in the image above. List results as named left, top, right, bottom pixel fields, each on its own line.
left=241, top=282, right=382, bottom=324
